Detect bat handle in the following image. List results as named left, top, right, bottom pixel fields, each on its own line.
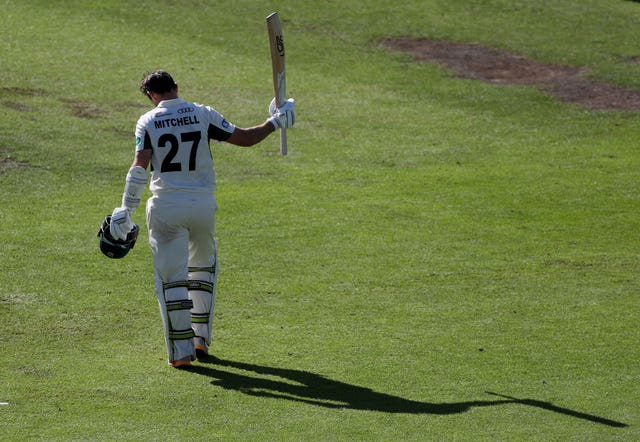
left=280, top=128, right=288, bottom=155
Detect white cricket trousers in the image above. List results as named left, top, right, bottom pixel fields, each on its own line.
left=146, top=192, right=218, bottom=363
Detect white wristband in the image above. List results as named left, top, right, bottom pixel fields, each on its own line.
left=268, top=116, right=280, bottom=129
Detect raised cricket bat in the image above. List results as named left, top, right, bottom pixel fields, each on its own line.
left=266, top=12, right=288, bottom=155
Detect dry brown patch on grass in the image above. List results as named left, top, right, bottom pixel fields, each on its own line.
left=61, top=98, right=105, bottom=119
left=382, top=38, right=640, bottom=111
left=0, top=152, right=28, bottom=173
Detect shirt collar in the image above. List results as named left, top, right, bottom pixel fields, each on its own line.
left=157, top=98, right=184, bottom=108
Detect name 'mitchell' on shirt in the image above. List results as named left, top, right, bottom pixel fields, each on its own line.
left=153, top=114, right=201, bottom=129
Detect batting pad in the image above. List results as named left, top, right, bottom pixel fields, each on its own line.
left=189, top=263, right=218, bottom=345
left=157, top=281, right=195, bottom=362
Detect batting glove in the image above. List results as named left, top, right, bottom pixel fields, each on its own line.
left=268, top=98, right=295, bottom=129
left=268, top=97, right=278, bottom=116
left=110, top=207, right=135, bottom=241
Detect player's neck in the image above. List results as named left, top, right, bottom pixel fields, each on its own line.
left=149, top=90, right=179, bottom=106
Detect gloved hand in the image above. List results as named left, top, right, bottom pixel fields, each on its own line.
left=268, top=98, right=295, bottom=129
left=110, top=207, right=135, bottom=241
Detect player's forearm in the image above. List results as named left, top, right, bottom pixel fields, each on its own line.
left=227, top=121, right=276, bottom=147
left=132, top=149, right=152, bottom=169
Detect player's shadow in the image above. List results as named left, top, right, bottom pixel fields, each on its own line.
left=187, top=356, right=627, bottom=428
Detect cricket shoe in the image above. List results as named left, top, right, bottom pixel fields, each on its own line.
left=169, top=356, right=193, bottom=369
left=194, top=337, right=209, bottom=360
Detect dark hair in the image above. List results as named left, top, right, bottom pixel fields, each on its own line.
left=140, top=70, right=177, bottom=95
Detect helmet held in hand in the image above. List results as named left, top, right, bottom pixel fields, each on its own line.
left=97, top=215, right=139, bottom=259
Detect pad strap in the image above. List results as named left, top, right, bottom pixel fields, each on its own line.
left=188, top=264, right=217, bottom=274
left=168, top=328, right=195, bottom=341
left=187, top=280, right=214, bottom=293
left=191, top=312, right=209, bottom=325
left=163, top=281, right=190, bottom=290
left=165, top=299, right=194, bottom=311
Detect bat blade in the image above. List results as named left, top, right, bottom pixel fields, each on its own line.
left=266, top=12, right=288, bottom=155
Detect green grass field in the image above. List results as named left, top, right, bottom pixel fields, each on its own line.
left=1, top=0, right=639, bottom=440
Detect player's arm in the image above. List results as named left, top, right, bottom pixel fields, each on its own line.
left=132, top=148, right=152, bottom=169
left=121, top=148, right=151, bottom=211
left=110, top=149, right=151, bottom=240
left=226, top=120, right=276, bottom=147
left=225, top=98, right=295, bottom=147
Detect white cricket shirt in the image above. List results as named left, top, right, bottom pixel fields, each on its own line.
left=135, top=98, right=236, bottom=196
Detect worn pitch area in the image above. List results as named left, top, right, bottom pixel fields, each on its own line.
left=382, top=38, right=640, bottom=111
